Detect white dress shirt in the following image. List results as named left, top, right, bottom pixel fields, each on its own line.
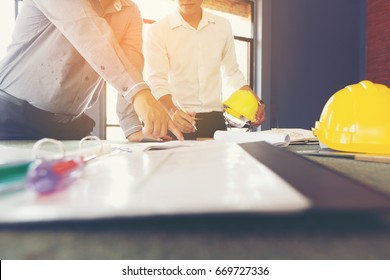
left=145, top=9, right=247, bottom=113
left=0, top=0, right=146, bottom=136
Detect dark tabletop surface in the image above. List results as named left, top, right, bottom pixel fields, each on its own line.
left=0, top=141, right=389, bottom=260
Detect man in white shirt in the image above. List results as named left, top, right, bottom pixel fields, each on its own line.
left=0, top=0, right=182, bottom=141
left=143, top=0, right=265, bottom=140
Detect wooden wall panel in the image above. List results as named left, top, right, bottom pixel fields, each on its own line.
left=203, top=0, right=251, bottom=18
left=366, top=0, right=390, bottom=86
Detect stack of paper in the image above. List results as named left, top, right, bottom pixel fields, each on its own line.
left=213, top=130, right=290, bottom=147
left=266, top=128, right=318, bottom=144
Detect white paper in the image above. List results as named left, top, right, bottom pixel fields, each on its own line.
left=213, top=130, right=290, bottom=147
left=0, top=141, right=112, bottom=165
left=268, top=128, right=318, bottom=144
left=112, top=140, right=211, bottom=153
left=0, top=145, right=36, bottom=164
left=0, top=142, right=311, bottom=223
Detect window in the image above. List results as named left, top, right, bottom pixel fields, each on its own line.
left=106, top=0, right=256, bottom=140
left=0, top=1, right=23, bottom=58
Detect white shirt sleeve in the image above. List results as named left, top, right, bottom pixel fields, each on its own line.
left=220, top=20, right=248, bottom=94
left=32, top=0, right=149, bottom=103
left=144, top=22, right=172, bottom=101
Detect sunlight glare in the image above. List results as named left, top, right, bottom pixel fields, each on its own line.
left=0, top=1, right=15, bottom=59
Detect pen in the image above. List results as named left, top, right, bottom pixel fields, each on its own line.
left=176, top=101, right=198, bottom=131
left=0, top=161, right=32, bottom=194
left=298, top=150, right=390, bottom=164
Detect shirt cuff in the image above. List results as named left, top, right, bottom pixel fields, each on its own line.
left=122, top=82, right=151, bottom=103
left=121, top=124, right=143, bottom=138
left=151, top=87, right=171, bottom=101
left=119, top=113, right=143, bottom=138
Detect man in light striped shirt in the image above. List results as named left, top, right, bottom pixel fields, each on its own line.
left=0, top=0, right=182, bottom=141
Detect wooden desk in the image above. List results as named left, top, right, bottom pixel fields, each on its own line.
left=0, top=141, right=389, bottom=259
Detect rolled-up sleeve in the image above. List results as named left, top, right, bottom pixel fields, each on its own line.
left=32, top=0, right=149, bottom=103
left=113, top=3, right=145, bottom=137
left=220, top=20, right=247, bottom=94
left=117, top=93, right=142, bottom=137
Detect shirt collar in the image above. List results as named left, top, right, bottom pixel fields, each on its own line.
left=169, top=9, right=216, bottom=30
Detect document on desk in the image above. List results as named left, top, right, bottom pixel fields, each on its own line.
left=113, top=140, right=211, bottom=153
left=265, top=128, right=318, bottom=144
left=214, top=130, right=291, bottom=146
left=215, top=128, right=318, bottom=146
left=0, top=142, right=311, bottom=224
left=0, top=145, right=36, bottom=164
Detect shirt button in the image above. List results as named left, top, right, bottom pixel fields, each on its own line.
left=114, top=1, right=122, bottom=11
left=123, top=86, right=128, bottom=92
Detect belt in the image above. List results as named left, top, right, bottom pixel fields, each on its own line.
left=0, top=89, right=81, bottom=124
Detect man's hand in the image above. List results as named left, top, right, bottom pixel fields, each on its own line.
left=240, top=85, right=266, bottom=127
left=133, top=89, right=183, bottom=140
left=127, top=130, right=144, bottom=142
left=252, top=100, right=266, bottom=126
left=127, top=130, right=172, bottom=142
left=171, top=109, right=197, bottom=133
left=158, top=94, right=196, bottom=134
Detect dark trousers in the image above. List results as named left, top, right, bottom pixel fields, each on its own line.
left=0, top=90, right=95, bottom=140
left=171, top=111, right=227, bottom=140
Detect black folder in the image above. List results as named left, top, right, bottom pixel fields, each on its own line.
left=239, top=142, right=390, bottom=212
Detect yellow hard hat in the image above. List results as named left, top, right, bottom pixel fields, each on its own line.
left=223, top=89, right=258, bottom=123
left=313, top=80, right=390, bottom=155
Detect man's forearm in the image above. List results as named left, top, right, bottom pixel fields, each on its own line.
left=158, top=94, right=178, bottom=117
